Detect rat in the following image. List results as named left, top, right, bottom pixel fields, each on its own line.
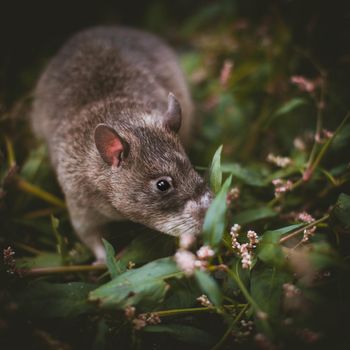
left=31, top=26, right=212, bottom=262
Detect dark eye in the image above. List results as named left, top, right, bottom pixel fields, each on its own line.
left=156, top=179, right=171, bottom=192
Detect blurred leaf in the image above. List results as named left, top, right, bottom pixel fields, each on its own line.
left=265, top=98, right=307, bottom=127
left=93, top=319, right=108, bottom=350
left=102, top=238, right=122, bottom=279
left=118, top=232, right=175, bottom=270
left=203, top=175, right=232, bottom=248
left=143, top=324, right=215, bottom=346
left=17, top=252, right=63, bottom=268
left=20, top=144, right=47, bottom=182
left=258, top=233, right=284, bottom=267
left=89, top=257, right=181, bottom=310
left=209, top=145, right=223, bottom=194
left=194, top=269, right=222, bottom=306
left=161, top=278, right=201, bottom=310
left=332, top=193, right=350, bottom=228
left=251, top=265, right=290, bottom=319
left=257, top=224, right=303, bottom=267
left=221, top=163, right=265, bottom=186
left=51, top=215, right=68, bottom=262
left=309, top=242, right=342, bottom=269
left=17, top=281, right=95, bottom=318
left=233, top=207, right=277, bottom=225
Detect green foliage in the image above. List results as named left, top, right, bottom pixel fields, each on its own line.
left=17, top=281, right=96, bottom=318
left=202, top=175, right=232, bottom=248
left=233, top=207, right=277, bottom=225
left=1, top=2, right=350, bottom=349
left=102, top=238, right=122, bottom=279
left=89, top=257, right=181, bottom=310
left=143, top=324, right=215, bottom=347
left=333, top=193, right=350, bottom=229
left=194, top=269, right=222, bottom=306
left=209, top=145, right=223, bottom=194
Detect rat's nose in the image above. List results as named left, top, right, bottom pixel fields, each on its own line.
left=194, top=189, right=213, bottom=222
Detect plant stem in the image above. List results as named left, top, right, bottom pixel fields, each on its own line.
left=279, top=214, right=330, bottom=244
left=140, top=304, right=245, bottom=318
left=211, top=304, right=249, bottom=350
left=306, top=85, right=325, bottom=170
left=16, top=177, right=66, bottom=208
left=227, top=263, right=260, bottom=312
left=22, top=207, right=64, bottom=219
left=268, top=177, right=304, bottom=207
left=22, top=264, right=106, bottom=276
left=306, top=111, right=350, bottom=179
left=13, top=242, right=42, bottom=255
left=4, top=136, right=16, bottom=167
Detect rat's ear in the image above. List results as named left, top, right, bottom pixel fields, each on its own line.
left=164, top=92, right=182, bottom=133
left=94, top=124, right=129, bottom=167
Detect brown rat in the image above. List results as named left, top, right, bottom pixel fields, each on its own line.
left=31, top=26, right=212, bottom=261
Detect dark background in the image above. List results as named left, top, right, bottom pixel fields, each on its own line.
left=0, top=0, right=349, bottom=108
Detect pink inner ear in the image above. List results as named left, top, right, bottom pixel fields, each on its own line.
left=106, top=138, right=123, bottom=167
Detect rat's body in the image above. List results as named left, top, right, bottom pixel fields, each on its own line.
left=31, top=26, right=211, bottom=261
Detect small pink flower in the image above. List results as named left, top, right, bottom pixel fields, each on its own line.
left=267, top=153, right=292, bottom=168
left=197, top=294, right=212, bottom=307
left=196, top=245, right=215, bottom=260
left=174, top=250, right=197, bottom=276
left=220, top=59, right=234, bottom=87
left=179, top=233, right=196, bottom=250
left=297, top=212, right=315, bottom=224
left=290, top=75, right=315, bottom=93
left=272, top=178, right=293, bottom=198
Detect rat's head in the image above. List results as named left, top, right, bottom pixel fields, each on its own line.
left=94, top=93, right=212, bottom=237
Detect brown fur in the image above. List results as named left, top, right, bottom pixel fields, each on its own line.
left=31, top=26, right=211, bottom=261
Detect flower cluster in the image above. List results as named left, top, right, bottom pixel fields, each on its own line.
left=179, top=232, right=196, bottom=250
left=267, top=153, right=292, bottom=168
left=125, top=308, right=161, bottom=330
left=220, top=59, right=234, bottom=87
left=197, top=294, right=212, bottom=307
left=227, top=187, right=240, bottom=206
left=283, top=283, right=301, bottom=298
left=230, top=225, right=259, bottom=269
left=233, top=319, right=254, bottom=342
left=3, top=246, right=17, bottom=275
left=315, top=129, right=334, bottom=144
left=293, top=137, right=306, bottom=151
left=297, top=212, right=315, bottom=224
left=272, top=178, right=293, bottom=198
left=290, top=75, right=316, bottom=93
left=297, top=212, right=316, bottom=242
left=174, top=242, right=215, bottom=276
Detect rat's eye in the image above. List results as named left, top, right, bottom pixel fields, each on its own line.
left=156, top=179, right=171, bottom=192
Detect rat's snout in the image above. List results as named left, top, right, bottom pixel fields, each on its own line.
left=184, top=189, right=213, bottom=224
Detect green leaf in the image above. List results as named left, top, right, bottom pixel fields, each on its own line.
left=89, top=257, right=181, bottom=310
left=209, top=145, right=223, bottom=194
left=233, top=207, right=277, bottom=225
left=251, top=265, right=290, bottom=319
left=194, top=269, right=222, bottom=306
left=257, top=224, right=303, bottom=267
left=17, top=281, right=95, bottom=318
left=203, top=175, right=232, bottom=248
left=161, top=278, right=201, bottom=310
left=51, top=215, right=68, bottom=262
left=102, top=239, right=122, bottom=279
left=117, top=232, right=175, bottom=269
left=266, top=98, right=307, bottom=127
left=17, top=252, right=63, bottom=268
left=221, top=163, right=265, bottom=186
left=143, top=324, right=215, bottom=346
left=333, top=193, right=350, bottom=228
